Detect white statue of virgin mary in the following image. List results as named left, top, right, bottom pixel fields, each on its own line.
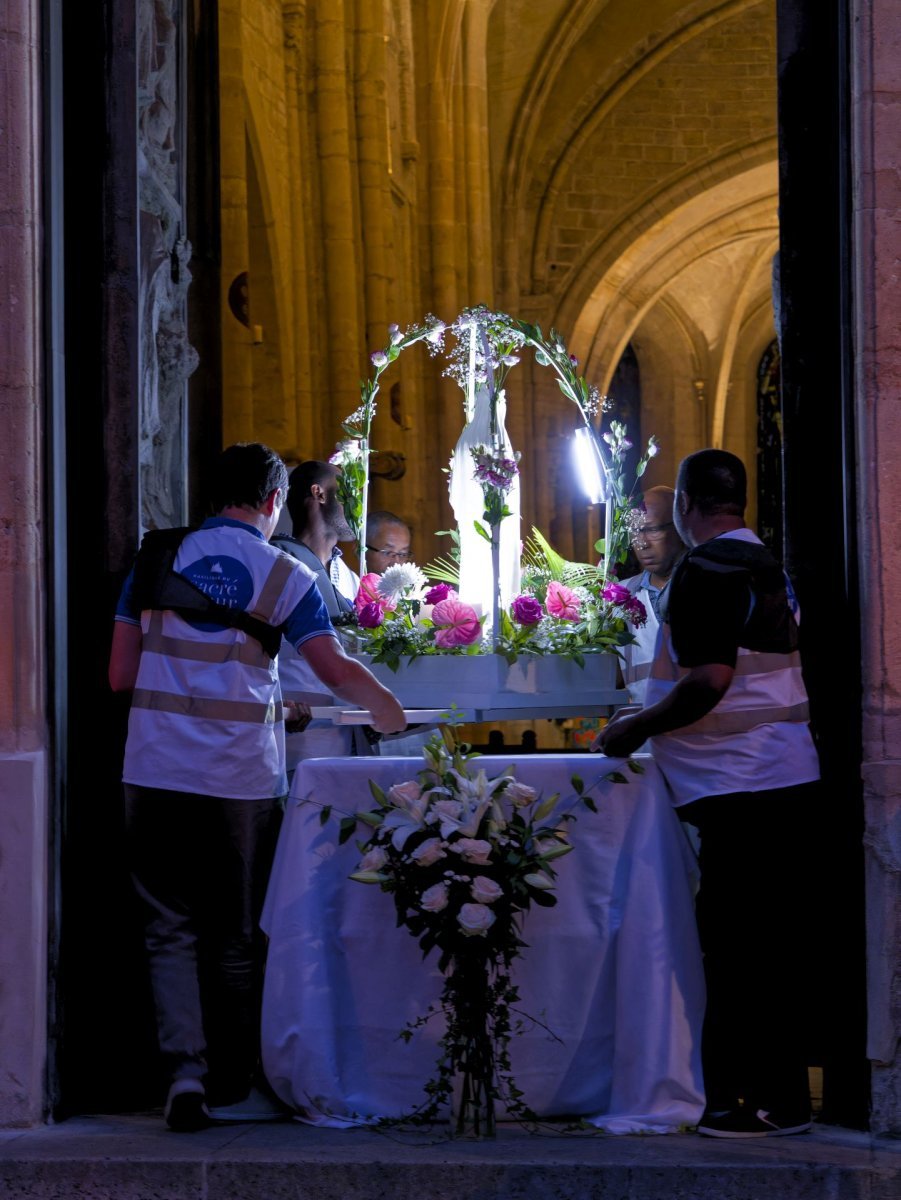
left=448, top=383, right=521, bottom=627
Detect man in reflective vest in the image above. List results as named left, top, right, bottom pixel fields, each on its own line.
left=593, top=448, right=820, bottom=1139
left=109, top=443, right=406, bottom=1131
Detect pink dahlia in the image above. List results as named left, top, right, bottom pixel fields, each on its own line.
left=545, top=580, right=581, bottom=621
left=431, top=597, right=481, bottom=648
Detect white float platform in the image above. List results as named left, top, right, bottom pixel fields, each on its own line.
left=341, top=651, right=628, bottom=721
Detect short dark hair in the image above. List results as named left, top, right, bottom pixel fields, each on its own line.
left=367, top=510, right=410, bottom=539
left=677, top=449, right=747, bottom=516
left=286, top=461, right=337, bottom=529
left=209, top=443, right=288, bottom=512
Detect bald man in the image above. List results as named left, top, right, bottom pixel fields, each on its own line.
left=620, top=486, right=686, bottom=705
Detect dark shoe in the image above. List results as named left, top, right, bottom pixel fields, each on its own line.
left=698, top=1107, right=811, bottom=1138
left=164, top=1080, right=211, bottom=1132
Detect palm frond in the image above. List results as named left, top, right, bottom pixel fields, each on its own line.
left=423, top=555, right=460, bottom=585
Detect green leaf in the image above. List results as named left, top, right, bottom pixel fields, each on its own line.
left=532, top=792, right=559, bottom=821
left=473, top=519, right=492, bottom=542
left=369, top=779, right=389, bottom=805
left=356, top=810, right=384, bottom=827
left=338, top=817, right=358, bottom=844
left=319, top=805, right=332, bottom=826
left=581, top=795, right=598, bottom=813
left=570, top=775, right=584, bottom=795
left=627, top=758, right=646, bottom=774
left=606, top=770, right=628, bottom=784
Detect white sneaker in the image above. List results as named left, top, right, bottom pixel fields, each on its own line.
left=208, top=1085, right=288, bottom=1123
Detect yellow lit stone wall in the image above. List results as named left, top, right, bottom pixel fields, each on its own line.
left=219, top=0, right=778, bottom=567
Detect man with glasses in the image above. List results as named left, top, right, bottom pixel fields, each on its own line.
left=365, top=511, right=412, bottom=574
left=620, top=485, right=685, bottom=705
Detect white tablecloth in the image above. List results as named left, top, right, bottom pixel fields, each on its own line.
left=261, top=754, right=705, bottom=1132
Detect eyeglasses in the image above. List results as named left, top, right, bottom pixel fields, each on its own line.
left=365, top=546, right=411, bottom=562
left=630, top=522, right=674, bottom=546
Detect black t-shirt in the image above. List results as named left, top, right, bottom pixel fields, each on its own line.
left=664, top=535, right=799, bottom=670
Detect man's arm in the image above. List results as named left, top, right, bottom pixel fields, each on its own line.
left=109, top=621, right=143, bottom=692
left=594, top=662, right=734, bottom=757
left=299, top=635, right=407, bottom=734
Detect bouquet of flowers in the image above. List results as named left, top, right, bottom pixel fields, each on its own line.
left=340, top=529, right=647, bottom=669
left=341, top=723, right=635, bottom=1134
left=345, top=565, right=485, bottom=671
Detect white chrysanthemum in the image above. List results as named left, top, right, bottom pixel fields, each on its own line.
left=377, top=562, right=427, bottom=602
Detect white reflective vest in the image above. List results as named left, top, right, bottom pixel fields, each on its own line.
left=619, top=574, right=661, bottom=706
left=645, top=570, right=820, bottom=806
left=122, top=522, right=328, bottom=800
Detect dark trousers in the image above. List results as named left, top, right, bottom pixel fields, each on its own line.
left=679, top=780, right=818, bottom=1119
left=125, top=784, right=284, bottom=1101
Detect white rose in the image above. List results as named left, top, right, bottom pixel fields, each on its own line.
left=452, top=837, right=493, bottom=865
left=411, top=838, right=446, bottom=867
left=358, top=846, right=387, bottom=872
left=470, top=876, right=503, bottom=904
left=421, top=883, right=449, bottom=912
left=504, top=780, right=536, bottom=807
left=457, top=903, right=495, bottom=936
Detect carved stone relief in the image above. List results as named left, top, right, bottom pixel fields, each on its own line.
left=137, top=0, right=198, bottom=531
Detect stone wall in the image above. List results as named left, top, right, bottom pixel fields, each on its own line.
left=854, top=0, right=901, bottom=1137
left=0, top=0, right=48, bottom=1127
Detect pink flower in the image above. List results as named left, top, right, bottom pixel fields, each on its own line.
left=545, top=581, right=581, bottom=621
left=602, top=582, right=631, bottom=605
left=424, top=582, right=455, bottom=605
left=355, top=573, right=394, bottom=616
left=431, top=597, right=481, bottom=648
left=370, top=350, right=388, bottom=369
left=511, top=594, right=543, bottom=625
left=357, top=601, right=385, bottom=629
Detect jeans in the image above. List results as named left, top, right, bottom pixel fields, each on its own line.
left=125, top=784, right=284, bottom=1099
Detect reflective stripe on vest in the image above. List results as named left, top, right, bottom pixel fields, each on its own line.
left=249, top=554, right=296, bottom=624
left=131, top=688, right=283, bottom=725
left=647, top=626, right=810, bottom=736
left=142, top=611, right=272, bottom=669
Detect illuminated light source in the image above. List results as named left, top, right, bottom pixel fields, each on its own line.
left=572, top=426, right=607, bottom=504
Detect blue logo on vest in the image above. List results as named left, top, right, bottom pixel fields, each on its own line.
left=181, top=556, right=255, bottom=632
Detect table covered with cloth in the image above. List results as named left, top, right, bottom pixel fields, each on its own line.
left=260, top=753, right=705, bottom=1133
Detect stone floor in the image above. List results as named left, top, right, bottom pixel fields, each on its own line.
left=0, top=1113, right=898, bottom=1200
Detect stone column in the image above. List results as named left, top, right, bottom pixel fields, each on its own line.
left=853, top=0, right=901, bottom=1137
left=0, top=0, right=48, bottom=1127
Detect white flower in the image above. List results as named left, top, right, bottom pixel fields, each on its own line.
left=421, top=883, right=449, bottom=912
left=451, top=837, right=492, bottom=865
left=504, top=780, right=536, bottom=807
left=470, top=876, right=503, bottom=904
left=411, top=838, right=446, bottom=867
left=382, top=784, right=429, bottom=850
left=388, top=323, right=403, bottom=345
left=370, top=350, right=388, bottom=368
left=377, top=562, right=427, bottom=602
left=358, top=846, right=387, bottom=872
left=457, top=903, right=495, bottom=936
left=388, top=780, right=423, bottom=810
left=524, top=871, right=555, bottom=890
